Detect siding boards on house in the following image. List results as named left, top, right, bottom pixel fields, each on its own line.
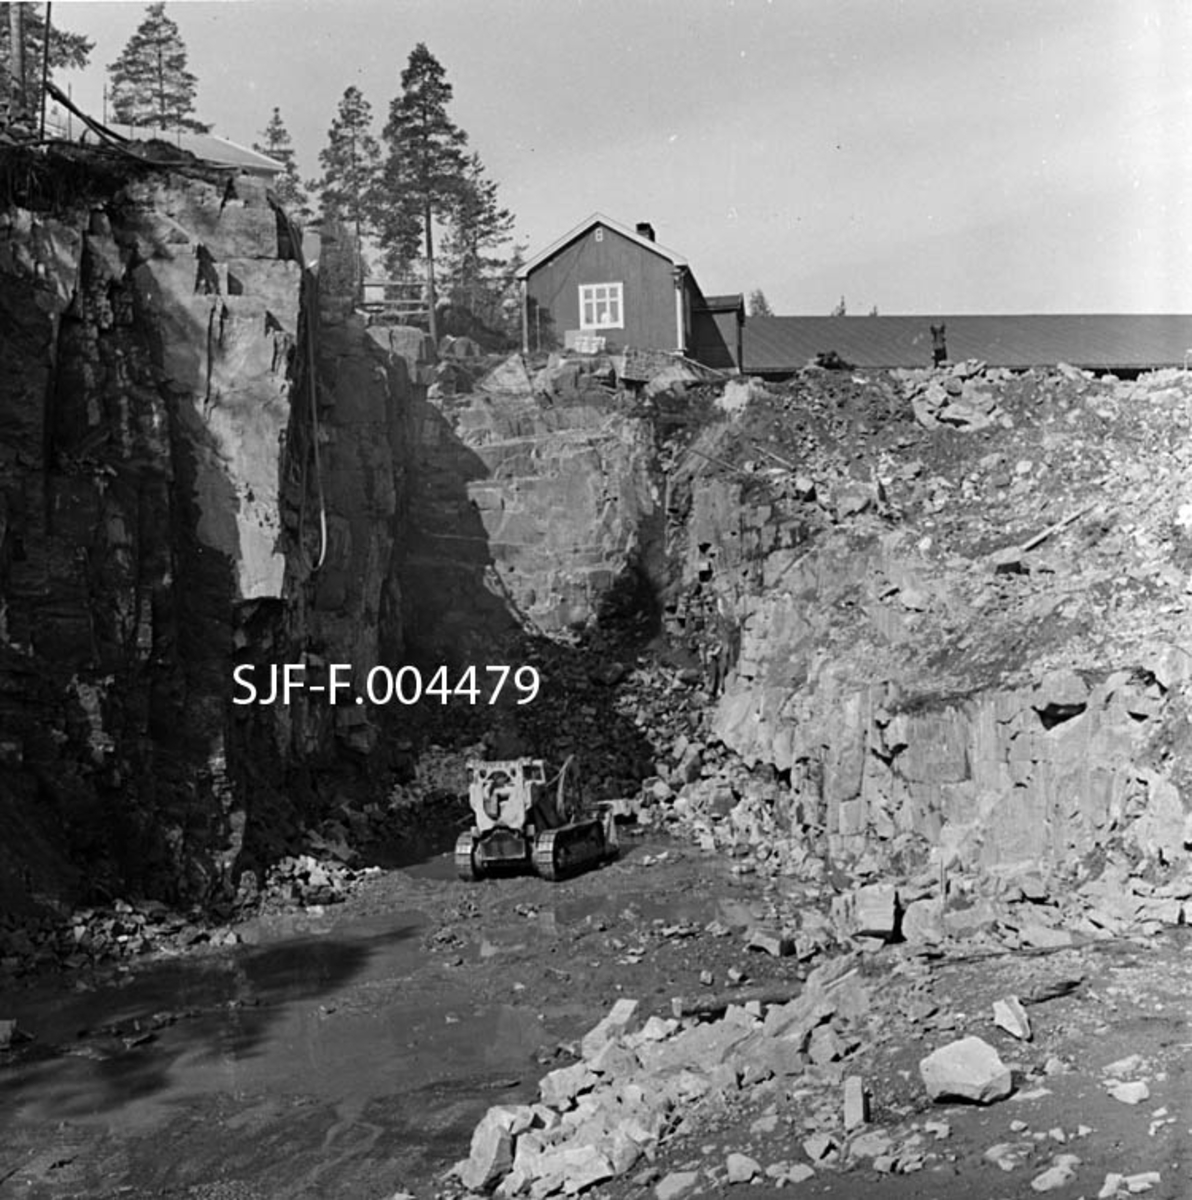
left=525, top=222, right=678, bottom=354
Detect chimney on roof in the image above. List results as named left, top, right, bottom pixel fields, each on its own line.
left=636, top=221, right=655, bottom=242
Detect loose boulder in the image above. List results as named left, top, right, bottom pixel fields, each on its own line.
left=919, top=1036, right=1013, bottom=1104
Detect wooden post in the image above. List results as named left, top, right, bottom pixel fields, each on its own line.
left=425, top=199, right=438, bottom=345
left=9, top=1, right=27, bottom=122
left=39, top=2, right=52, bottom=140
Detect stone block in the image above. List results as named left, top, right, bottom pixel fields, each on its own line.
left=581, top=997, right=640, bottom=1060
left=919, top=1036, right=1013, bottom=1104
left=852, top=883, right=899, bottom=938
left=901, top=898, right=945, bottom=944
left=1106, top=1080, right=1149, bottom=1105
left=1018, top=922, right=1073, bottom=949
left=843, top=1074, right=868, bottom=1129
left=746, top=925, right=793, bottom=956
left=992, top=995, right=1032, bottom=1041
left=539, top=1062, right=597, bottom=1110
left=459, top=1108, right=515, bottom=1191
left=1033, top=669, right=1089, bottom=713
left=849, top=1129, right=893, bottom=1159
left=635, top=1019, right=751, bottom=1074
left=655, top=1171, right=700, bottom=1200
left=587, top=1040, right=639, bottom=1079
left=762, top=991, right=834, bottom=1045
left=803, top=1132, right=837, bottom=1162
left=536, top=1144, right=614, bottom=1195
left=808, top=1023, right=843, bottom=1065
left=725, top=1152, right=760, bottom=1183
left=734, top=1032, right=806, bottom=1078
left=1030, top=1153, right=1081, bottom=1192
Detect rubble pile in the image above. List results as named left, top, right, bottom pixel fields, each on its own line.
left=642, top=360, right=1192, bottom=910
left=896, top=359, right=1012, bottom=430
left=0, top=896, right=239, bottom=978
left=0, top=794, right=414, bottom=979
left=447, top=858, right=1190, bottom=1199
left=452, top=956, right=880, bottom=1198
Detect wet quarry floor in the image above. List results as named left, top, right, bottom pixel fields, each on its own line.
left=1, top=835, right=1189, bottom=1200
left=0, top=836, right=732, bottom=1199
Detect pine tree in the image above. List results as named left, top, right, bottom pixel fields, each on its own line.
left=254, top=106, right=311, bottom=222
left=377, top=43, right=469, bottom=342
left=312, top=85, right=380, bottom=246
left=440, top=151, right=514, bottom=326
left=1, top=3, right=92, bottom=125
left=107, top=2, right=207, bottom=132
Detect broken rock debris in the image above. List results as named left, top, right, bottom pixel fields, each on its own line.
left=454, top=960, right=877, bottom=1197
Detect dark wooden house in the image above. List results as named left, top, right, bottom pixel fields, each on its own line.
left=517, top=213, right=742, bottom=371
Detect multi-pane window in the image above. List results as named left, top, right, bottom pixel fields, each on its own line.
left=579, top=282, right=623, bottom=329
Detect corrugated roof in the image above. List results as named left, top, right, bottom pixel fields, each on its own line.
left=517, top=213, right=688, bottom=279
left=744, top=315, right=1192, bottom=373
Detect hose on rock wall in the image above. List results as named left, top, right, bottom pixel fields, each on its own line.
left=303, top=271, right=327, bottom=573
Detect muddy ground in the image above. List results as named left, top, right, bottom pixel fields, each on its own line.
left=0, top=828, right=1188, bottom=1200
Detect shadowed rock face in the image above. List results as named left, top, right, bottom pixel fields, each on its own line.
left=401, top=379, right=662, bottom=661
left=0, top=159, right=666, bottom=910
left=0, top=169, right=408, bottom=905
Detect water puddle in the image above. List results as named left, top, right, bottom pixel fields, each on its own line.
left=0, top=899, right=545, bottom=1149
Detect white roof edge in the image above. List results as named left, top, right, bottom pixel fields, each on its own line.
left=516, top=212, right=688, bottom=279
left=125, top=127, right=285, bottom=171
left=204, top=133, right=286, bottom=170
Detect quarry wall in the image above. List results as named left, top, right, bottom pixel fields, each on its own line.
left=0, top=166, right=408, bottom=903
left=400, top=354, right=662, bottom=663
left=3, top=155, right=1188, bottom=909
left=668, top=369, right=1192, bottom=879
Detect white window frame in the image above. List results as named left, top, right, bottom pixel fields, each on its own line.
left=579, top=282, right=624, bottom=330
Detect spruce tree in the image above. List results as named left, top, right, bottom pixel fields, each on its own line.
left=254, top=106, right=311, bottom=222
left=747, top=289, right=773, bottom=317
left=440, top=151, right=515, bottom=328
left=377, top=43, right=469, bottom=342
left=312, top=85, right=379, bottom=246
left=107, top=2, right=207, bottom=132
left=1, top=3, right=92, bottom=125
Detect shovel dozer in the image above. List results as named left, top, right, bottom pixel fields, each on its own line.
left=454, top=755, right=616, bottom=881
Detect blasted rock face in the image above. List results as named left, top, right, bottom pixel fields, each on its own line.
left=919, top=1036, right=1013, bottom=1104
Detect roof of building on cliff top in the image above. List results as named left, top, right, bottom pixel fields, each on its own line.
left=78, top=125, right=285, bottom=174
left=135, top=130, right=285, bottom=174
left=744, top=314, right=1192, bottom=373
left=516, top=213, right=689, bottom=277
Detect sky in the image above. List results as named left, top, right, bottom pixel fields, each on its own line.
left=45, top=0, right=1192, bottom=315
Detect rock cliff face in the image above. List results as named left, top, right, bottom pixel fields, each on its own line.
left=667, top=365, right=1192, bottom=876
left=6, top=156, right=1189, bottom=909
left=0, top=163, right=408, bottom=903
left=401, top=355, right=661, bottom=662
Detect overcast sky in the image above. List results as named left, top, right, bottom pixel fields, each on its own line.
left=50, top=0, right=1192, bottom=315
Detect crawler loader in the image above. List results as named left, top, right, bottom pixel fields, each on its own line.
left=454, top=755, right=616, bottom=881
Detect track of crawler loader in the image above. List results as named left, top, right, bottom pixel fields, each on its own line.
left=455, top=755, right=615, bottom=881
